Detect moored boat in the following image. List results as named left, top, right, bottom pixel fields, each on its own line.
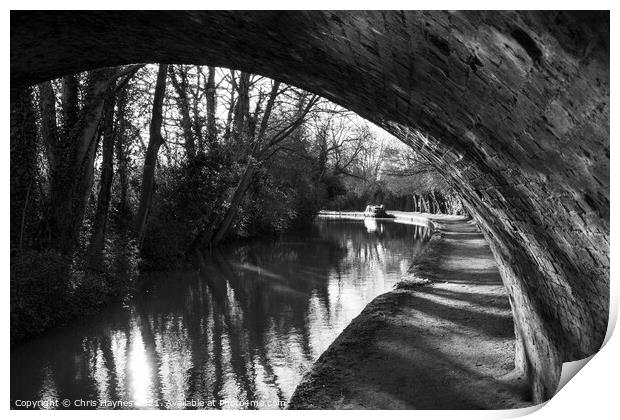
left=363, top=204, right=394, bottom=218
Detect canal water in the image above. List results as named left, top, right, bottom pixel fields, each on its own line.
left=11, top=219, right=430, bottom=409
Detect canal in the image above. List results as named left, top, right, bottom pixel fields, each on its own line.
left=11, top=219, right=431, bottom=409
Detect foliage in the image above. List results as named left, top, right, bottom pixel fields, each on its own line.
left=322, top=137, right=465, bottom=214
left=140, top=131, right=325, bottom=268
left=140, top=150, right=238, bottom=268
left=10, top=233, right=139, bottom=344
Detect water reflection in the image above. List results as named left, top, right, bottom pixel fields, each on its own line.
left=11, top=220, right=429, bottom=409
left=363, top=218, right=378, bottom=232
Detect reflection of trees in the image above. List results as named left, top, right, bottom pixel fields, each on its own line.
left=317, top=220, right=430, bottom=276
left=10, top=303, right=134, bottom=406
left=11, top=220, right=429, bottom=410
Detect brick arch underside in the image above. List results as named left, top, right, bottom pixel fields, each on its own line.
left=11, top=10, right=610, bottom=403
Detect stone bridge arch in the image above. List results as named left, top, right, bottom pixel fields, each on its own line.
left=11, top=10, right=610, bottom=403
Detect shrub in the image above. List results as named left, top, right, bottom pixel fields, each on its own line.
left=10, top=233, right=139, bottom=344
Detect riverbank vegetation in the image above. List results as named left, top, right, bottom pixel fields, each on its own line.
left=323, top=138, right=465, bottom=214
left=11, top=63, right=465, bottom=342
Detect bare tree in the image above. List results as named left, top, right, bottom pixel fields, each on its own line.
left=311, top=108, right=369, bottom=180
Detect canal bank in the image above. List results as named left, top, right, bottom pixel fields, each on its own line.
left=289, top=214, right=532, bottom=409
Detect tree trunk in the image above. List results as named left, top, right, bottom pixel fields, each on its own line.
left=10, top=87, right=38, bottom=249
left=232, top=71, right=251, bottom=142
left=37, top=81, right=59, bottom=247
left=169, top=65, right=196, bottom=159
left=421, top=194, right=429, bottom=213
left=88, top=94, right=116, bottom=266
left=190, top=71, right=204, bottom=154
left=114, top=86, right=131, bottom=222
left=134, top=63, right=168, bottom=245
left=61, top=75, right=79, bottom=134
left=435, top=190, right=446, bottom=214
left=42, top=70, right=111, bottom=254
left=430, top=190, right=439, bottom=214
left=210, top=162, right=257, bottom=245
left=38, top=82, right=58, bottom=170
left=68, top=70, right=113, bottom=254
left=224, top=69, right=236, bottom=141
left=205, top=66, right=218, bottom=148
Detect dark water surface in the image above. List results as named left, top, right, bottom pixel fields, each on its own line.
left=11, top=219, right=430, bottom=409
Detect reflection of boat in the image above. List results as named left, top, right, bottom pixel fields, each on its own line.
left=363, top=204, right=394, bottom=218
left=364, top=218, right=378, bottom=232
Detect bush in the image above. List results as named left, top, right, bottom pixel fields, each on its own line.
left=10, top=234, right=139, bottom=344
left=140, top=148, right=325, bottom=268
left=140, top=151, right=238, bottom=269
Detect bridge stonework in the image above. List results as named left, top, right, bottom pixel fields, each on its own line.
left=11, top=10, right=609, bottom=402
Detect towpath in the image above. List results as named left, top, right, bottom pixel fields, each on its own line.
left=289, top=215, right=532, bottom=409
